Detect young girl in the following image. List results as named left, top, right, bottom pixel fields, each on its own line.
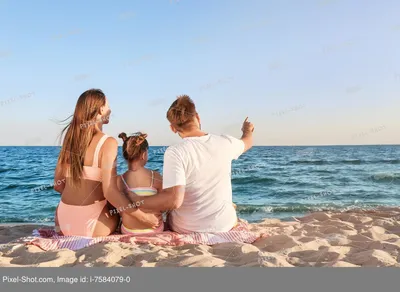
left=117, top=132, right=164, bottom=234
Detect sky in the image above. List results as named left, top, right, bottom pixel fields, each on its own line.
left=0, top=0, right=399, bottom=146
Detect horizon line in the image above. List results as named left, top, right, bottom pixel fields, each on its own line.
left=1, top=144, right=400, bottom=147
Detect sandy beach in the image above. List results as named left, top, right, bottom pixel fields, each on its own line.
left=1, top=207, right=399, bottom=267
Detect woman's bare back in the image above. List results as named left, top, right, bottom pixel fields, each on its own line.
left=61, top=133, right=109, bottom=205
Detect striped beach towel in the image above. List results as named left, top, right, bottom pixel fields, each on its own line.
left=27, top=221, right=264, bottom=251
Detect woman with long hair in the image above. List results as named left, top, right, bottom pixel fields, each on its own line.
left=127, top=95, right=254, bottom=233
left=53, top=89, right=159, bottom=237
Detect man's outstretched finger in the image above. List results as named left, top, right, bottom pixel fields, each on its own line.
left=244, top=117, right=249, bottom=123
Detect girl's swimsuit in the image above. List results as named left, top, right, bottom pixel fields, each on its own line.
left=57, top=135, right=110, bottom=237
left=120, top=171, right=164, bottom=234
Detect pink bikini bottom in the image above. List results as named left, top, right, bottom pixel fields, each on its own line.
left=57, top=200, right=108, bottom=237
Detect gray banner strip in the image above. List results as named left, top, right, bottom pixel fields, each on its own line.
left=0, top=268, right=399, bottom=292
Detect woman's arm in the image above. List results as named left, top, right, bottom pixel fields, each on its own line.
left=53, top=161, right=66, bottom=194
left=101, top=138, right=159, bottom=226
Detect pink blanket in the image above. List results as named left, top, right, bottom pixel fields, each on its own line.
left=27, top=221, right=264, bottom=251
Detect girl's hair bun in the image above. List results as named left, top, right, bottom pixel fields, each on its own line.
left=118, top=132, right=128, bottom=142
left=135, top=132, right=148, bottom=146
left=120, top=131, right=149, bottom=161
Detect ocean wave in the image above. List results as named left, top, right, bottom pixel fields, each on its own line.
left=375, top=159, right=400, bottom=164
left=269, top=167, right=285, bottom=171
left=1, top=183, right=54, bottom=191
left=235, top=203, right=384, bottom=214
left=369, top=173, right=400, bottom=183
left=231, top=177, right=277, bottom=185
left=290, top=159, right=400, bottom=165
left=290, top=160, right=327, bottom=165
left=39, top=206, right=57, bottom=212
left=0, top=167, right=22, bottom=172
left=1, top=184, right=20, bottom=190
left=311, top=169, right=334, bottom=173
left=360, top=159, right=400, bottom=164
left=0, top=217, right=53, bottom=224
left=291, top=159, right=363, bottom=165
left=236, top=204, right=325, bottom=214
left=340, top=159, right=363, bottom=164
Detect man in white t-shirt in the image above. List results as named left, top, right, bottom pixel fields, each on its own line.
left=128, top=95, right=254, bottom=233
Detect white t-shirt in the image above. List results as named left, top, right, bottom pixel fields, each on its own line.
left=162, top=134, right=245, bottom=233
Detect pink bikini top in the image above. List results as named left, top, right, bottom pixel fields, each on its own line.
left=66, top=135, right=109, bottom=182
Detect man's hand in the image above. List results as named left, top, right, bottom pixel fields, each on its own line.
left=125, top=192, right=162, bottom=228
left=241, top=117, right=254, bottom=153
left=242, top=117, right=254, bottom=134
left=136, top=209, right=162, bottom=228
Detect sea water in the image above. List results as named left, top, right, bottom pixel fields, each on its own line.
left=0, top=145, right=399, bottom=223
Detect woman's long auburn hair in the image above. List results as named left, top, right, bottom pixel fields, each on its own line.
left=57, top=89, right=107, bottom=188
